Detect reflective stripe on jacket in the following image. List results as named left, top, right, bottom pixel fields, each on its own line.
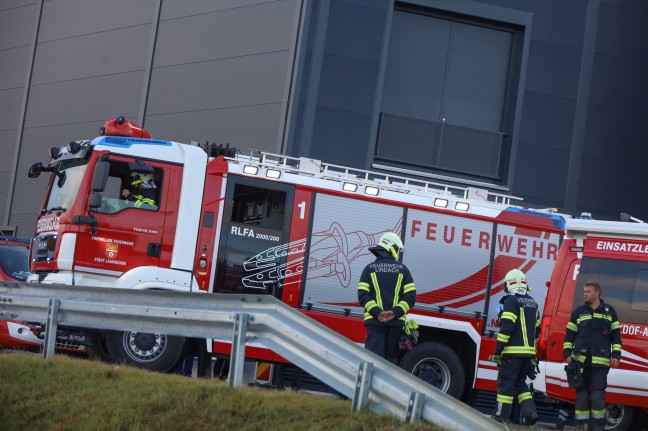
left=357, top=255, right=416, bottom=327
left=563, top=299, right=621, bottom=367
left=495, top=293, right=539, bottom=357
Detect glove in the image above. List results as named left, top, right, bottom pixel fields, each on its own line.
left=403, top=319, right=419, bottom=344
left=564, top=360, right=583, bottom=389
left=527, top=358, right=539, bottom=380
left=489, top=355, right=506, bottom=367
left=399, top=335, right=414, bottom=352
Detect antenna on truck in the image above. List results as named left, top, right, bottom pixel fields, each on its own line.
left=620, top=213, right=645, bottom=223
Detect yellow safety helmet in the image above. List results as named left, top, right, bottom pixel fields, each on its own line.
left=377, top=232, right=404, bottom=259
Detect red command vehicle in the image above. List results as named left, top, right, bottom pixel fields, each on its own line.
left=536, top=218, right=648, bottom=431
left=0, top=235, right=86, bottom=353
left=27, top=119, right=565, bottom=401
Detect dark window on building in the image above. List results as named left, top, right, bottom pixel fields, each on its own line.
left=377, top=6, right=522, bottom=183
left=573, top=257, right=648, bottom=324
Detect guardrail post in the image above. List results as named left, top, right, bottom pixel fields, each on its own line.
left=405, top=391, right=425, bottom=423
left=351, top=361, right=373, bottom=411
left=43, top=299, right=60, bottom=359
left=228, top=312, right=249, bottom=388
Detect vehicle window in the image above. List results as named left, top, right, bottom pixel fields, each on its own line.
left=0, top=244, right=31, bottom=282
left=632, top=270, right=648, bottom=312
left=93, top=161, right=162, bottom=214
left=573, top=257, right=648, bottom=324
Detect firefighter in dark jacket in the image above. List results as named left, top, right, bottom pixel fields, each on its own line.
left=491, top=269, right=540, bottom=426
left=357, top=232, right=416, bottom=364
left=563, top=281, right=621, bottom=431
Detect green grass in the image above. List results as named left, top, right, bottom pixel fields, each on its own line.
left=0, top=352, right=446, bottom=431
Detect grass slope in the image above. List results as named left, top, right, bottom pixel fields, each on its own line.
left=0, top=353, right=444, bottom=431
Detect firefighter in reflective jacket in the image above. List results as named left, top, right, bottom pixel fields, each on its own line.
left=563, top=281, right=621, bottom=431
left=121, top=171, right=158, bottom=208
left=491, top=269, right=540, bottom=425
left=357, top=232, right=416, bottom=364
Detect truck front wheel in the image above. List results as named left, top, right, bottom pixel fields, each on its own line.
left=104, top=330, right=184, bottom=373
left=399, top=341, right=465, bottom=399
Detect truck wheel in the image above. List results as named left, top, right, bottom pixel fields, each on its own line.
left=399, top=341, right=465, bottom=398
left=605, top=404, right=638, bottom=431
left=104, top=330, right=184, bottom=373
left=85, top=334, right=112, bottom=363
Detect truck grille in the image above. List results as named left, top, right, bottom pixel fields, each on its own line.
left=32, top=234, right=57, bottom=262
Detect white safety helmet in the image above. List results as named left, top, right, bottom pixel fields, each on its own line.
left=377, top=232, right=404, bottom=259
left=504, top=269, right=528, bottom=295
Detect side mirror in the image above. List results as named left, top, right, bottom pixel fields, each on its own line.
left=56, top=170, right=67, bottom=188
left=88, top=192, right=103, bottom=209
left=28, top=162, right=43, bottom=178
left=92, top=161, right=110, bottom=192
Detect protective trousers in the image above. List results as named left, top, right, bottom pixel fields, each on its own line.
left=364, top=325, right=402, bottom=364
left=575, top=365, right=609, bottom=431
left=494, top=357, right=537, bottom=422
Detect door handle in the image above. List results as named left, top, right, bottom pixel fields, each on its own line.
left=147, top=243, right=161, bottom=258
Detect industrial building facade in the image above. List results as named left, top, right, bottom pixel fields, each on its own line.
left=1, top=0, right=646, bottom=237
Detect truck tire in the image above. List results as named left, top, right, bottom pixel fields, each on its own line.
left=104, top=330, right=185, bottom=373
left=399, top=341, right=465, bottom=399
left=605, top=404, right=639, bottom=431
left=85, top=333, right=112, bottom=363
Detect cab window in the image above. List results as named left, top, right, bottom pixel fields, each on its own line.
left=573, top=257, right=648, bottom=324
left=93, top=161, right=162, bottom=214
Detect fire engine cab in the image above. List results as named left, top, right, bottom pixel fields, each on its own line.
left=27, top=118, right=565, bottom=403
left=536, top=218, right=648, bottom=430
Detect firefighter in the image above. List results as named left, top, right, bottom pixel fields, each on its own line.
left=357, top=232, right=416, bottom=364
left=121, top=170, right=158, bottom=208
left=490, top=269, right=540, bottom=425
left=563, top=281, right=621, bottom=431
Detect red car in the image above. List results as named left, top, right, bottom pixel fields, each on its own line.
left=0, top=235, right=86, bottom=353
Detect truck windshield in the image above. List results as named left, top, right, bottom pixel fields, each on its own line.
left=44, top=158, right=89, bottom=214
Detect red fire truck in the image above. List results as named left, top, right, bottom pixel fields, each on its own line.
left=536, top=218, right=648, bottom=430
left=27, top=118, right=565, bottom=401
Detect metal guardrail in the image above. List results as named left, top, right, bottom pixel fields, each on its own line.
left=0, top=282, right=504, bottom=431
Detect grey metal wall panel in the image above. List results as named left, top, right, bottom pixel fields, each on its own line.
left=0, top=129, right=18, bottom=185
left=24, top=72, right=144, bottom=127
left=38, top=0, right=155, bottom=42
left=154, top=0, right=296, bottom=67
left=578, top=154, right=638, bottom=215
left=525, top=41, right=581, bottom=100
left=597, top=2, right=648, bottom=61
left=590, top=54, right=647, bottom=109
left=513, top=141, right=569, bottom=205
left=0, top=88, right=23, bottom=130
left=159, top=0, right=274, bottom=20
left=0, top=2, right=38, bottom=50
left=310, top=107, right=371, bottom=166
left=144, top=104, right=283, bottom=152
left=31, top=25, right=151, bottom=85
left=146, top=51, right=290, bottom=115
left=0, top=46, right=31, bottom=90
left=318, top=54, right=378, bottom=114
left=519, top=93, right=574, bottom=152
left=584, top=104, right=644, bottom=159
left=0, top=0, right=37, bottom=12
left=325, top=0, right=385, bottom=63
